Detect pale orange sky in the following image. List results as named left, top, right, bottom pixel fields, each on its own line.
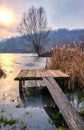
left=0, top=0, right=84, bottom=39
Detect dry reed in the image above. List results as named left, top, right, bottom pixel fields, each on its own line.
left=46, top=45, right=84, bottom=90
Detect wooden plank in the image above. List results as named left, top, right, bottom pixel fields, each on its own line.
left=15, top=69, right=70, bottom=80
left=43, top=77, right=84, bottom=130
left=36, top=70, right=40, bottom=78
left=26, top=70, right=36, bottom=78
left=22, top=70, right=29, bottom=77
left=15, top=69, right=29, bottom=80
left=48, top=70, right=61, bottom=77
left=48, top=70, right=69, bottom=78
left=54, top=70, right=69, bottom=77
left=40, top=70, right=52, bottom=77
left=40, top=70, right=48, bottom=77
left=38, top=69, right=69, bottom=78
left=15, top=70, right=25, bottom=79
left=15, top=70, right=36, bottom=80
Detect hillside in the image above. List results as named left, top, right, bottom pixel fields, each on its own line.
left=0, top=29, right=84, bottom=53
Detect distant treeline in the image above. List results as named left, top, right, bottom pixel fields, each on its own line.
left=0, top=29, right=84, bottom=53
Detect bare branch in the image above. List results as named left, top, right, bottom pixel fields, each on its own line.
left=18, top=6, right=49, bottom=56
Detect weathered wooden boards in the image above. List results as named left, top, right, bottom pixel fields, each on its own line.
left=14, top=69, right=70, bottom=93
left=43, top=77, right=84, bottom=130
left=15, top=69, right=70, bottom=80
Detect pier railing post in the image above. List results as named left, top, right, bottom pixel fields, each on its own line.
left=19, top=80, right=23, bottom=94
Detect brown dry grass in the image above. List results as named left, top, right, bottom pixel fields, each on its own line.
left=46, top=46, right=84, bottom=90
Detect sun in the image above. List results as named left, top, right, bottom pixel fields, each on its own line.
left=0, top=11, right=10, bottom=23
left=0, top=9, right=13, bottom=26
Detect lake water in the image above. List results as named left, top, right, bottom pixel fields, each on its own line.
left=0, top=53, right=83, bottom=130
left=0, top=53, right=47, bottom=104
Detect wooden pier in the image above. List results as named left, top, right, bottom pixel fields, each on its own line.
left=15, top=69, right=70, bottom=92
left=15, top=69, right=84, bottom=130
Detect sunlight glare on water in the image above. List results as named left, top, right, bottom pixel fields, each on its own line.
left=0, top=53, right=47, bottom=104
left=0, top=53, right=57, bottom=130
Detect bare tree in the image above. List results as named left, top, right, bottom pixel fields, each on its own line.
left=18, top=6, right=49, bottom=56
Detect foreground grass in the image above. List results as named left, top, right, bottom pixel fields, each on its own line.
left=58, top=126, right=69, bottom=130
left=0, top=115, right=26, bottom=130
left=0, top=116, right=17, bottom=126
left=46, top=46, right=84, bottom=90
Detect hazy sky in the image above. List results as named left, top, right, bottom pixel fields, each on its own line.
left=0, top=0, right=84, bottom=38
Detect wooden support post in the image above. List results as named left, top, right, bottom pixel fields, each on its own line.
left=23, top=80, right=25, bottom=86
left=43, top=77, right=84, bottom=130
left=19, top=80, right=23, bottom=94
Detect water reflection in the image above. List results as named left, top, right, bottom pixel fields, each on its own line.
left=0, top=53, right=83, bottom=112
left=19, top=87, right=43, bottom=108
left=0, top=53, right=47, bottom=104
left=0, top=54, right=57, bottom=130
left=66, top=91, right=84, bottom=112
left=0, top=54, right=16, bottom=75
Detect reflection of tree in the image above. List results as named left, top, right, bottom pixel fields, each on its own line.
left=77, top=91, right=84, bottom=109
left=41, top=87, right=55, bottom=106
left=66, top=91, right=84, bottom=110
left=19, top=87, right=41, bottom=107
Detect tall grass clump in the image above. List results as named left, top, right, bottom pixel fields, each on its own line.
left=46, top=45, right=84, bottom=90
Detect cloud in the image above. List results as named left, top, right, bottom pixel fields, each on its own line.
left=0, top=0, right=84, bottom=38
left=0, top=24, right=6, bottom=29
left=0, top=23, right=17, bottom=38
left=0, top=28, right=13, bottom=38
